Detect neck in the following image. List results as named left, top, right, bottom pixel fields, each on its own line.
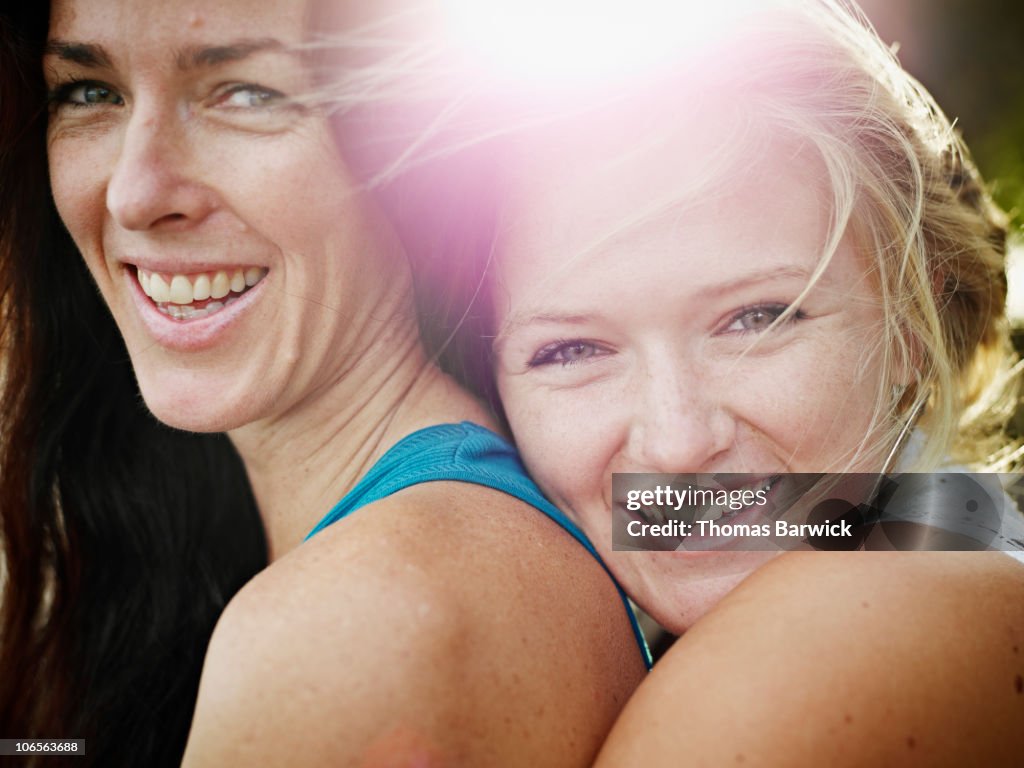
left=229, top=318, right=491, bottom=561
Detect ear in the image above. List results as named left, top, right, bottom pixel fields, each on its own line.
left=891, top=318, right=921, bottom=393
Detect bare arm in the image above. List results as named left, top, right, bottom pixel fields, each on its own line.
left=597, top=552, right=1024, bottom=768
left=181, top=482, right=646, bottom=767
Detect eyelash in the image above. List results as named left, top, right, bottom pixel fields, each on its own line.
left=47, top=79, right=124, bottom=109
left=720, top=303, right=806, bottom=335
left=46, top=80, right=288, bottom=111
left=212, top=83, right=287, bottom=109
left=528, top=339, right=609, bottom=368
left=526, top=304, right=805, bottom=368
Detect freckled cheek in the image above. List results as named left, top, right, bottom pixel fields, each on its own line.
left=500, top=388, right=563, bottom=473
left=49, top=147, right=90, bottom=234
left=804, top=338, right=885, bottom=416
left=232, top=131, right=348, bottom=203
left=48, top=142, right=114, bottom=279
left=239, top=163, right=358, bottom=266
left=743, top=344, right=882, bottom=463
left=500, top=384, right=606, bottom=509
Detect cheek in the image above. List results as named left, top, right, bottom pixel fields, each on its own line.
left=801, top=332, right=885, bottom=423
left=48, top=135, right=110, bottom=263
left=257, top=125, right=350, bottom=197
left=730, top=335, right=885, bottom=464
left=236, top=137, right=368, bottom=277
left=498, top=374, right=621, bottom=514
left=241, top=144, right=331, bottom=224
left=498, top=378, right=566, bottom=477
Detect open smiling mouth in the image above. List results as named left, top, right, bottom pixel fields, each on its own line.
left=136, top=267, right=268, bottom=321
left=631, top=475, right=781, bottom=527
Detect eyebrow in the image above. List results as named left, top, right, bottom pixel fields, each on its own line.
left=44, top=41, right=113, bottom=68
left=176, top=38, right=289, bottom=69
left=494, top=312, right=603, bottom=350
left=43, top=37, right=293, bottom=71
left=496, top=264, right=818, bottom=341
left=698, top=265, right=816, bottom=298
left=505, top=312, right=598, bottom=328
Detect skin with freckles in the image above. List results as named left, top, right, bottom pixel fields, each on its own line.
left=598, top=551, right=1024, bottom=767
left=488, top=59, right=1024, bottom=768
left=43, top=1, right=646, bottom=764
left=46, top=0, right=408, bottom=436
left=494, top=113, right=892, bottom=632
left=44, top=0, right=433, bottom=557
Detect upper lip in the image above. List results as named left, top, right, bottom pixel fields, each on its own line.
left=611, top=474, right=781, bottom=523
left=707, top=473, right=778, bottom=492
left=124, top=258, right=268, bottom=274
left=611, top=474, right=779, bottom=505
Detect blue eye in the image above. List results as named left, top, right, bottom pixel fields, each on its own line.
left=721, top=304, right=805, bottom=335
left=49, top=81, right=124, bottom=107
left=528, top=340, right=607, bottom=368
left=215, top=84, right=286, bottom=109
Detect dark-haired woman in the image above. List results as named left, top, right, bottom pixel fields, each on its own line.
left=0, top=2, right=647, bottom=765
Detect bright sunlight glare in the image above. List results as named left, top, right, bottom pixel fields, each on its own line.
left=441, top=0, right=766, bottom=85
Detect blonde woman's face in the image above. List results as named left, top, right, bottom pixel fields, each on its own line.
left=45, top=0, right=405, bottom=433
left=493, top=124, right=894, bottom=632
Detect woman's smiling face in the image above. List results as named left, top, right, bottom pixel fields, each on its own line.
left=45, top=0, right=406, bottom=432
left=492, top=116, right=895, bottom=632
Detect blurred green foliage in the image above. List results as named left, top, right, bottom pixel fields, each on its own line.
left=864, top=0, right=1024, bottom=231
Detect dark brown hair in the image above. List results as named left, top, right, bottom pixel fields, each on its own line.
left=0, top=8, right=267, bottom=765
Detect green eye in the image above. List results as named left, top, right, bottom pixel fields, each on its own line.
left=62, top=82, right=124, bottom=106
left=82, top=85, right=120, bottom=104
left=734, top=307, right=780, bottom=332
left=721, top=304, right=806, bottom=335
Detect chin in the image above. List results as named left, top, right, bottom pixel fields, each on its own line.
left=667, top=587, right=741, bottom=634
left=640, top=581, right=735, bottom=635
left=135, top=368, right=264, bottom=434
left=634, top=553, right=777, bottom=634
left=141, top=394, right=244, bottom=434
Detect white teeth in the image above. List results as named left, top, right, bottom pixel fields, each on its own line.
left=192, top=274, right=211, bottom=301
left=156, top=296, right=238, bottom=321
left=136, top=266, right=267, bottom=320
left=210, top=271, right=231, bottom=300
left=149, top=273, right=171, bottom=303
left=161, top=304, right=203, bottom=321
left=160, top=303, right=198, bottom=321
left=696, top=478, right=775, bottom=523
left=693, top=503, right=720, bottom=522
left=169, top=275, right=193, bottom=305
left=704, top=506, right=725, bottom=521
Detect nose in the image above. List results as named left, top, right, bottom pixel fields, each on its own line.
left=626, top=360, right=733, bottom=473
left=106, top=108, right=216, bottom=231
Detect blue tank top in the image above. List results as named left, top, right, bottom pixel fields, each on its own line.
left=305, top=421, right=652, bottom=668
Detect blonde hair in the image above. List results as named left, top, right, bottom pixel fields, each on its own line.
left=309, top=0, right=1019, bottom=470
left=712, top=0, right=1017, bottom=470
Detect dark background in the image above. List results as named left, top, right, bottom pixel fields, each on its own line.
left=860, top=0, right=1023, bottom=232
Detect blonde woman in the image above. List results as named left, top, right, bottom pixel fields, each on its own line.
left=433, top=0, right=1024, bottom=764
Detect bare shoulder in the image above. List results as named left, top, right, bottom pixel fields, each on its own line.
left=183, top=481, right=646, bottom=767
left=598, top=552, right=1024, bottom=767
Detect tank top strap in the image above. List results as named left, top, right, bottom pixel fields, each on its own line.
left=305, top=421, right=652, bottom=668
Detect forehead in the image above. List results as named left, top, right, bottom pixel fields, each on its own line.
left=49, top=0, right=309, bottom=49
left=496, top=103, right=834, bottom=297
